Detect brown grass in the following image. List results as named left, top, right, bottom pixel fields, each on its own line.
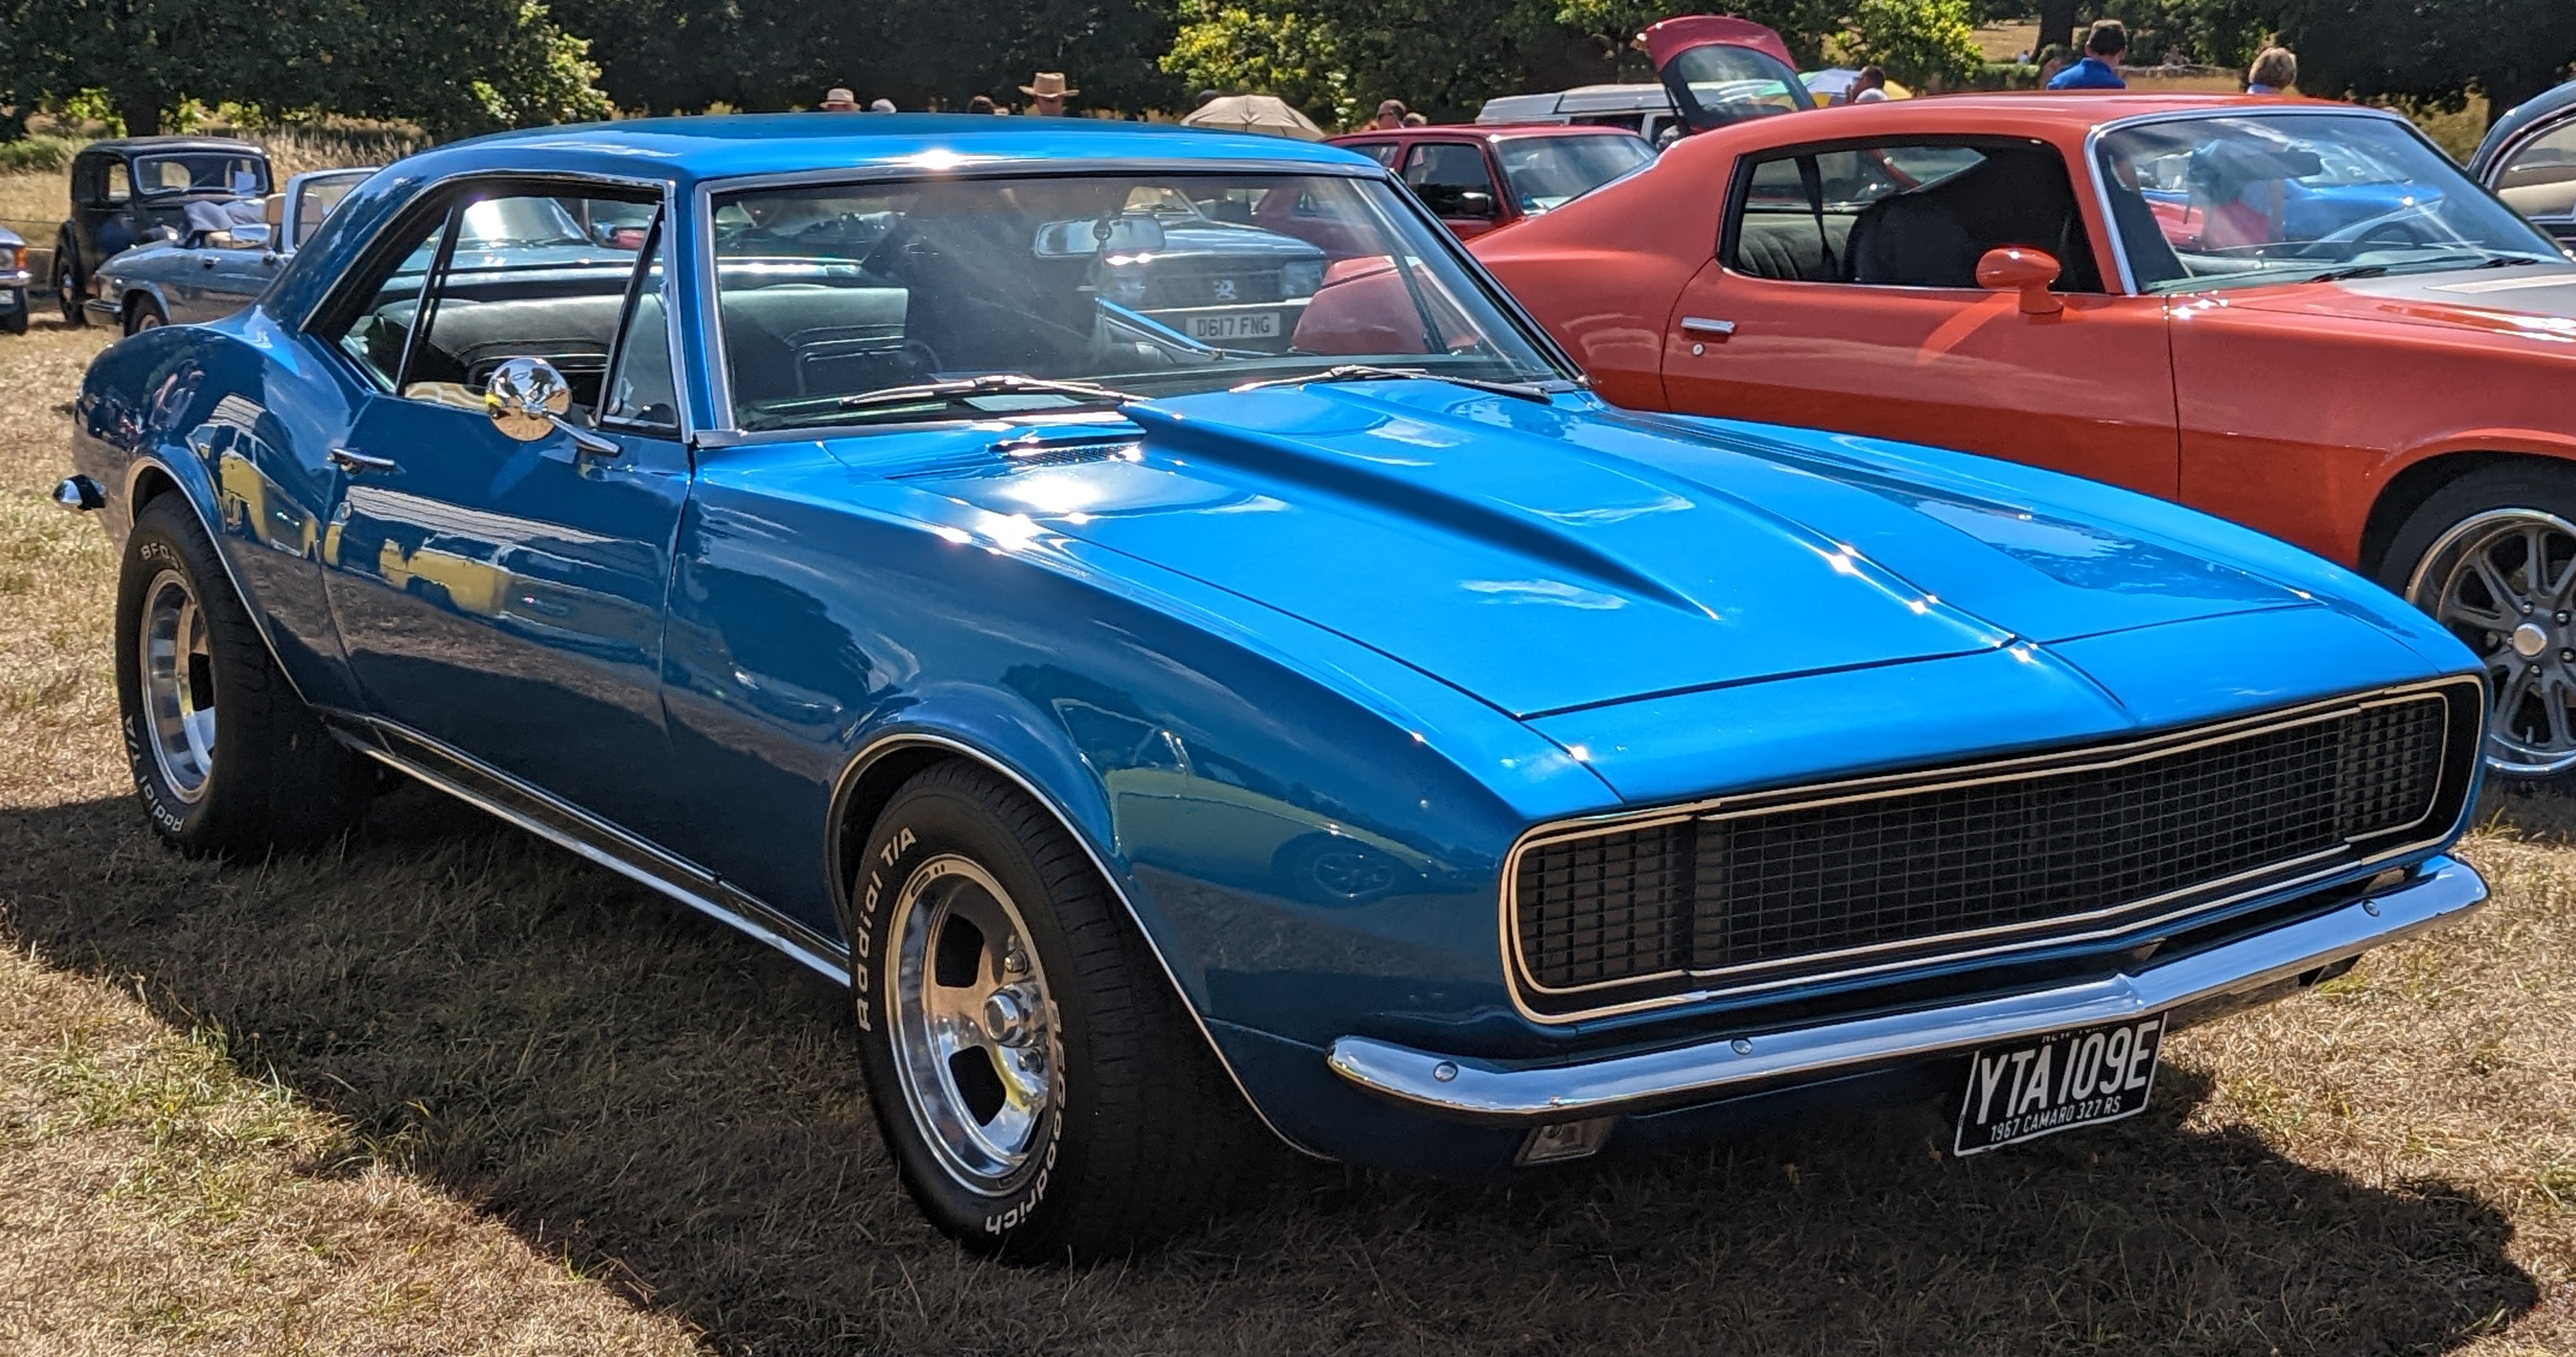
left=1, top=316, right=2573, bottom=1353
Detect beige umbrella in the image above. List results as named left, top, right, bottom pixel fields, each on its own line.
left=1179, top=94, right=1325, bottom=140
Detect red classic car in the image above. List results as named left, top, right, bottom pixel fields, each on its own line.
left=1327, top=125, right=1654, bottom=238
left=1473, top=94, right=2576, bottom=776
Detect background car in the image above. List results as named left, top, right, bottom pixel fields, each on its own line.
left=0, top=224, right=28, bottom=335
left=2474, top=77, right=2576, bottom=247
left=1329, top=125, right=1654, bottom=238
left=86, top=167, right=375, bottom=333
left=51, top=136, right=270, bottom=327
left=1475, top=94, right=2576, bottom=777
left=1473, top=14, right=1812, bottom=149
left=60, top=114, right=2488, bottom=1265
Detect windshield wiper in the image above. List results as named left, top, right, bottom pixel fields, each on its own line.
left=2311, top=252, right=2554, bottom=284
left=2306, top=263, right=2392, bottom=282
left=838, top=375, right=1138, bottom=411
left=1231, top=364, right=1561, bottom=404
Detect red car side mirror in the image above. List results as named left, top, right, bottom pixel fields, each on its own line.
left=1976, top=246, right=2063, bottom=316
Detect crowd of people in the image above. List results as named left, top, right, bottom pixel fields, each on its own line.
left=811, top=31, right=2304, bottom=125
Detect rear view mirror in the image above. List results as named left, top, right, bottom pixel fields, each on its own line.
left=1033, top=214, right=1168, bottom=258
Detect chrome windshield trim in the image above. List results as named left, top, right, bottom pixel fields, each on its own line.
left=1501, top=675, right=2482, bottom=1024
left=1341, top=856, right=2484, bottom=1123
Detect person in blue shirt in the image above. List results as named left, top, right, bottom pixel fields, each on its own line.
left=2048, top=20, right=2130, bottom=90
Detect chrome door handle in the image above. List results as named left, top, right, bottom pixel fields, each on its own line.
left=327, top=448, right=399, bottom=475
left=1679, top=316, right=1737, bottom=337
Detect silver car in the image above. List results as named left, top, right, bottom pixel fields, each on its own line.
left=86, top=168, right=373, bottom=333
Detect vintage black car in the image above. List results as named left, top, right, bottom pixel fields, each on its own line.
left=51, top=136, right=270, bottom=326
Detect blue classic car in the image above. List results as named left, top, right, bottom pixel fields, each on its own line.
left=85, top=167, right=375, bottom=333
left=60, top=116, right=2491, bottom=1260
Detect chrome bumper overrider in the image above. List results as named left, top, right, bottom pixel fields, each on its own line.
left=1327, top=857, right=2486, bottom=1124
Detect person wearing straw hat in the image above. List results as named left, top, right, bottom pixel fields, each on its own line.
left=1021, top=72, right=1076, bottom=115
left=819, top=87, right=858, bottom=112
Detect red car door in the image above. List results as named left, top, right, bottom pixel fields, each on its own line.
left=1661, top=137, right=2182, bottom=499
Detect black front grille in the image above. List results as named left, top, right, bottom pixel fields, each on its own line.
left=1512, top=688, right=2464, bottom=1005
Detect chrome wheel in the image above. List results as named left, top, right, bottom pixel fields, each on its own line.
left=885, top=854, right=1061, bottom=1197
left=137, top=568, right=217, bottom=802
left=2409, top=508, right=2576, bottom=776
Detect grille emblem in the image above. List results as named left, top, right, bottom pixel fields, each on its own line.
left=1213, top=277, right=1238, bottom=301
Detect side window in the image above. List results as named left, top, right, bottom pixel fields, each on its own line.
left=1728, top=140, right=2096, bottom=292
left=312, top=185, right=661, bottom=416
left=1347, top=141, right=1401, bottom=167
left=2495, top=119, right=2576, bottom=224
left=600, top=220, right=678, bottom=429
left=104, top=160, right=131, bottom=203
left=1401, top=143, right=1501, bottom=220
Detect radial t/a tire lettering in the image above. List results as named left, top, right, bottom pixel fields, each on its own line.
left=113, top=494, right=370, bottom=857
left=847, top=761, right=1255, bottom=1262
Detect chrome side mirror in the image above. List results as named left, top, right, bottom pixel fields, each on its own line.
left=483, top=356, right=624, bottom=458
left=486, top=356, right=574, bottom=441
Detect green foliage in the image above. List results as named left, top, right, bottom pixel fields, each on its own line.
left=0, top=134, right=84, bottom=173
left=1959, top=60, right=2045, bottom=89
left=1837, top=0, right=1982, bottom=86
left=2093, top=0, right=2271, bottom=66
left=2275, top=0, right=2575, bottom=116
left=1162, top=0, right=1354, bottom=123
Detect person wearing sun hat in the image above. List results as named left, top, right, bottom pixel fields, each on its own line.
left=1021, top=71, right=1076, bottom=115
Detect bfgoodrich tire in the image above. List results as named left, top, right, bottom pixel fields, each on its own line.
left=2379, top=462, right=2576, bottom=781
left=114, top=494, right=370, bottom=856
left=849, top=761, right=1255, bottom=1262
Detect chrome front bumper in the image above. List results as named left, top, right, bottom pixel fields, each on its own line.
left=1327, top=856, right=2486, bottom=1124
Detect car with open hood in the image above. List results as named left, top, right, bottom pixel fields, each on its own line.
left=59, top=114, right=2489, bottom=1261
left=50, top=136, right=271, bottom=327
left=1475, top=94, right=2576, bottom=778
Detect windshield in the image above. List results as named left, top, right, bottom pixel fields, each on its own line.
left=711, top=172, right=1569, bottom=431
left=1496, top=136, right=1654, bottom=213
left=133, top=153, right=268, bottom=197
left=2097, top=112, right=2562, bottom=293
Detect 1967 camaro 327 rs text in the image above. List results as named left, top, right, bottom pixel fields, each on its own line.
left=60, top=115, right=2489, bottom=1260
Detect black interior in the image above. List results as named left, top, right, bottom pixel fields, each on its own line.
left=1731, top=142, right=2104, bottom=292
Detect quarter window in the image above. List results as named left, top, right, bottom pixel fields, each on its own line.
left=2495, top=118, right=2576, bottom=224
left=1728, top=139, right=2097, bottom=291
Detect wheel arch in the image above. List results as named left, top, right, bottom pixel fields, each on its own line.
left=824, top=726, right=1325, bottom=1159
left=2362, top=441, right=2576, bottom=579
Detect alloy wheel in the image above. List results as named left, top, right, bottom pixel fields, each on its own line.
left=137, top=568, right=217, bottom=801
left=2409, top=508, right=2576, bottom=776
left=884, top=854, right=1063, bottom=1197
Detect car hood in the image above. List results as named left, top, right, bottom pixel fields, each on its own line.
left=2204, top=264, right=2576, bottom=342
left=1157, top=220, right=1327, bottom=262
left=858, top=383, right=2326, bottom=720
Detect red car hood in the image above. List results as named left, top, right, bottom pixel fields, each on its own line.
left=1637, top=14, right=1798, bottom=72
left=2203, top=264, right=2576, bottom=344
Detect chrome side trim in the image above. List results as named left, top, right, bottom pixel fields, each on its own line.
left=826, top=731, right=1328, bottom=1160
left=1337, top=856, right=2485, bottom=1124
left=2081, top=104, right=2423, bottom=298
left=1503, top=675, right=2481, bottom=1024
left=347, top=715, right=849, bottom=983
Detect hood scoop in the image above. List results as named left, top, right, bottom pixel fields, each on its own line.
left=885, top=427, right=1143, bottom=481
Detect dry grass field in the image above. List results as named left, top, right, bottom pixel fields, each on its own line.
left=1, top=316, right=2573, bottom=1355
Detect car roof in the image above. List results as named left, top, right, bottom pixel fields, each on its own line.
left=417, top=114, right=1381, bottom=189
left=1651, top=93, right=2402, bottom=164
left=1334, top=124, right=1646, bottom=140
left=83, top=136, right=266, bottom=157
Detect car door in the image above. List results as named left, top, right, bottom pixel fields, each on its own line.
left=2481, top=103, right=2576, bottom=247
left=305, top=177, right=689, bottom=830
left=1400, top=140, right=1507, bottom=239
left=1660, top=136, right=2182, bottom=499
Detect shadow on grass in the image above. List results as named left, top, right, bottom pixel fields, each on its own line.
left=0, top=788, right=2541, bottom=1356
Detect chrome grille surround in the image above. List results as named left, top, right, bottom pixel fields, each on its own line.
left=1503, top=677, right=2483, bottom=1024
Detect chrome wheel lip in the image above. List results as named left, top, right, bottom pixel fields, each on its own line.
left=2408, top=507, right=2576, bottom=777
left=885, top=853, right=1062, bottom=1199
left=138, top=568, right=216, bottom=803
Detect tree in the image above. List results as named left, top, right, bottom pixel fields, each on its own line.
left=1162, top=0, right=1353, bottom=122
left=2275, top=0, right=2575, bottom=123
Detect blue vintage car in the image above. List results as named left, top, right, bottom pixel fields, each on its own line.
left=60, top=115, right=2491, bottom=1260
left=85, top=168, right=377, bottom=333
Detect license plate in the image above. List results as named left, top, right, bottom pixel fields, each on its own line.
left=1186, top=311, right=1279, bottom=341
left=1954, top=1014, right=2164, bottom=1156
